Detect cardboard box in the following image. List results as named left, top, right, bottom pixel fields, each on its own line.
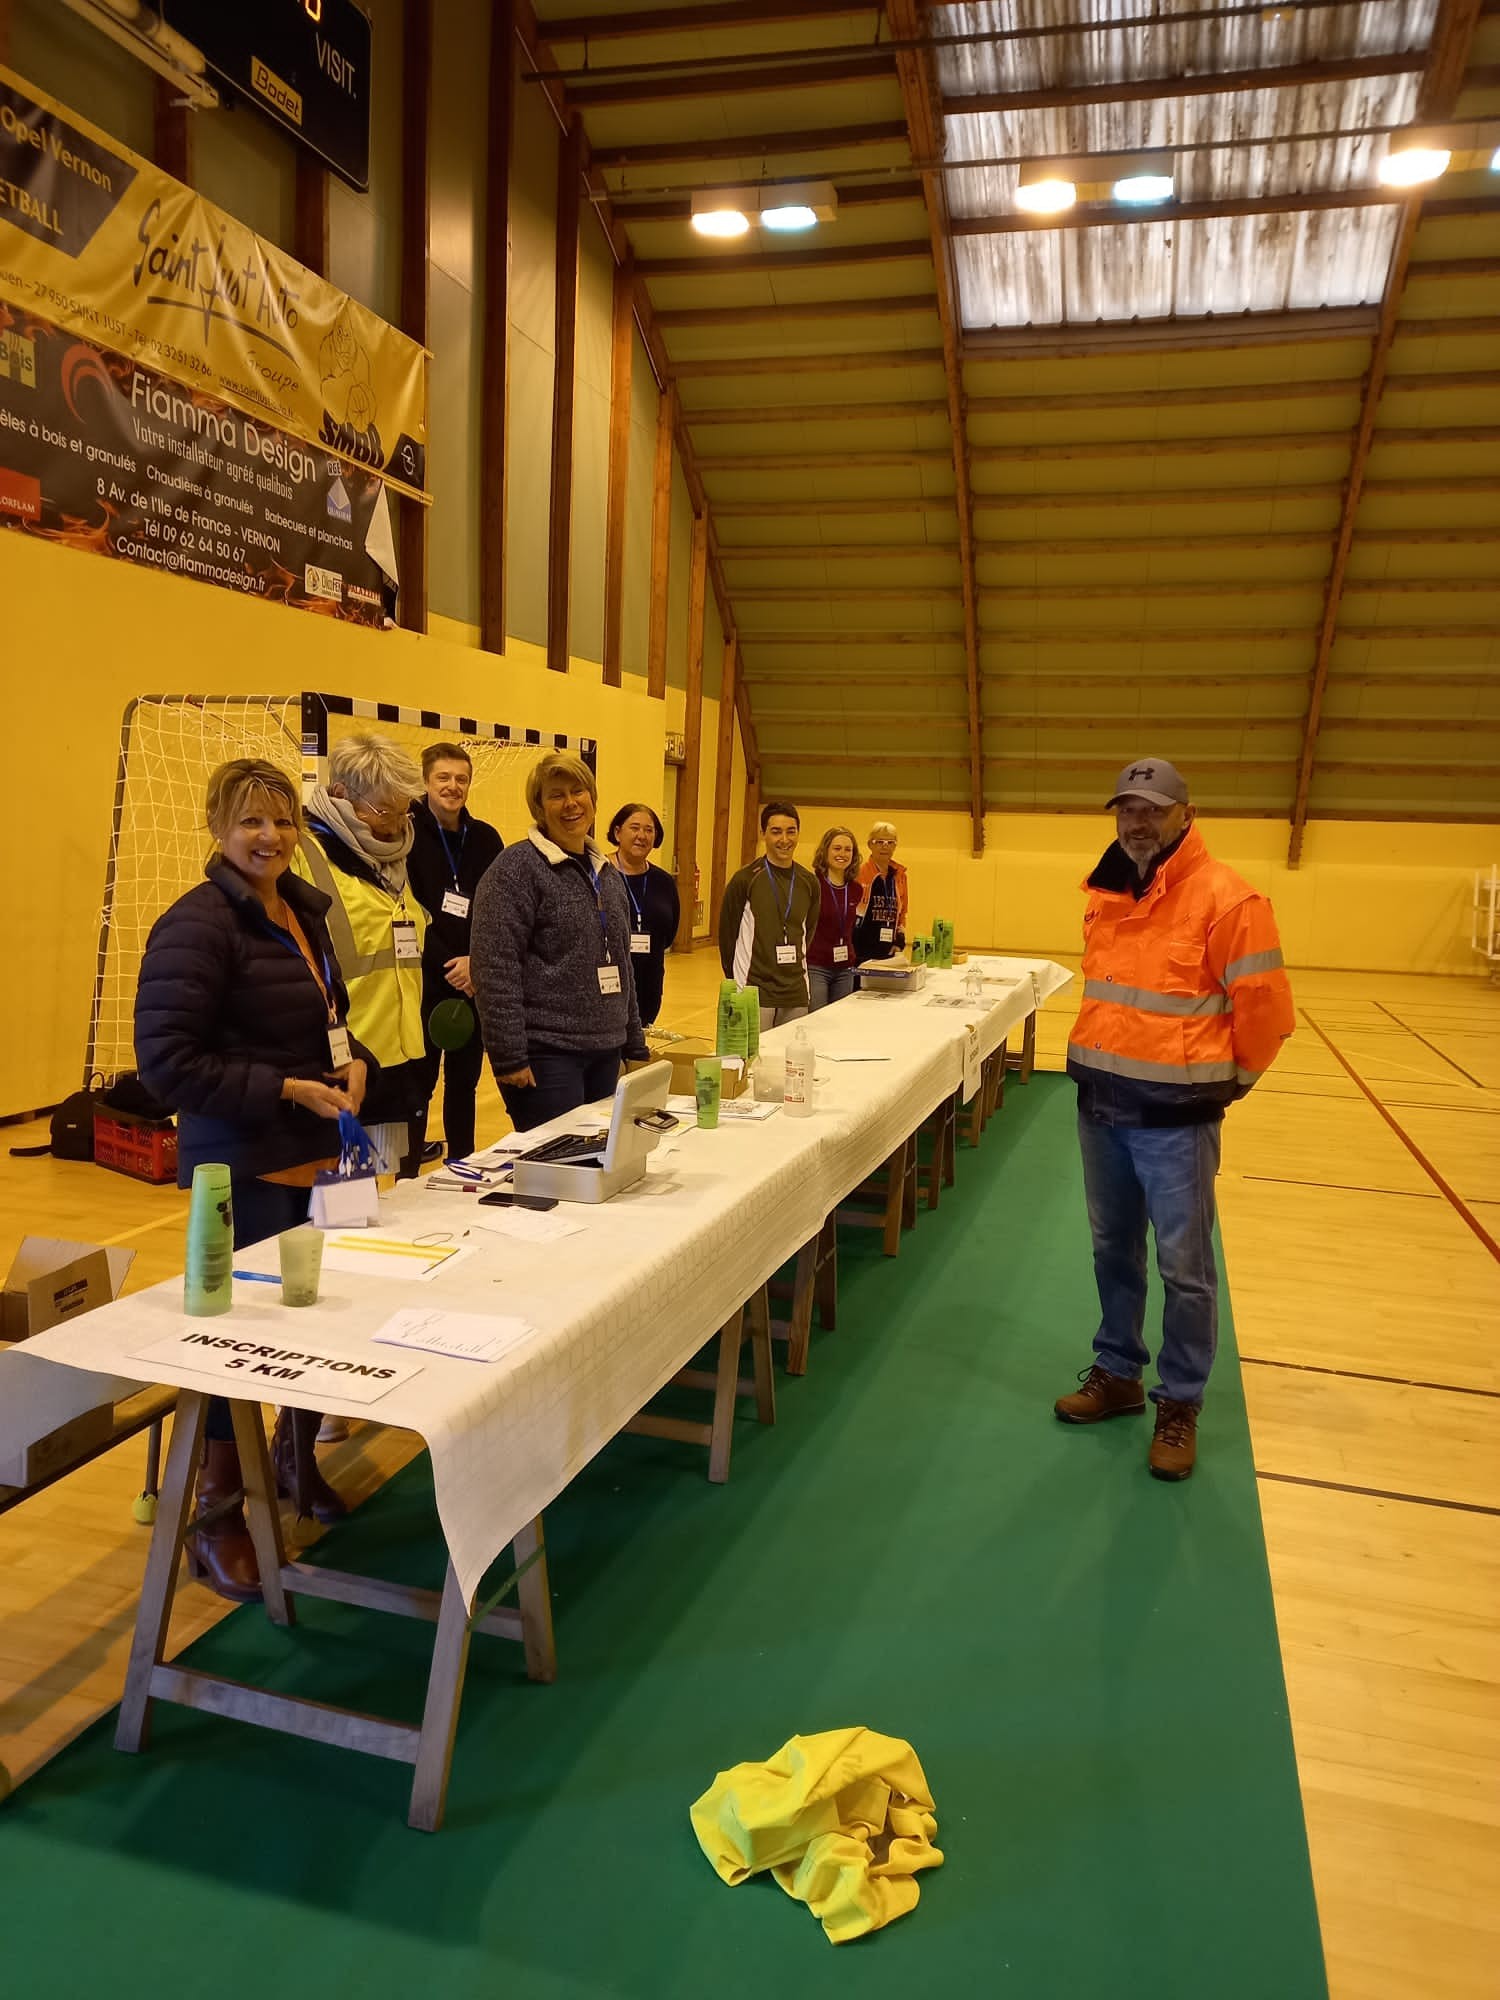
left=0, top=1237, right=139, bottom=1488
left=663, top=1039, right=750, bottom=1098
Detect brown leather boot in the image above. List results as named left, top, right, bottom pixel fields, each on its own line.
left=1055, top=1364, right=1147, bottom=1424
left=185, top=1437, right=262, bottom=1603
left=272, top=1409, right=348, bottom=1525
left=1148, top=1399, right=1200, bottom=1481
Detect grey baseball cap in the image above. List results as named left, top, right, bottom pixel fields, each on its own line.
left=1106, top=757, right=1189, bottom=809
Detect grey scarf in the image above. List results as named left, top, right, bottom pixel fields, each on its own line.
left=308, top=784, right=413, bottom=895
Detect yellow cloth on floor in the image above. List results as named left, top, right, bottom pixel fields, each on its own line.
left=690, top=1727, right=943, bottom=1945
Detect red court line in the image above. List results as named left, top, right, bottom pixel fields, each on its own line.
left=1299, top=1011, right=1500, bottom=1265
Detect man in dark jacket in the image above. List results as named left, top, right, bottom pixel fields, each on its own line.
left=407, top=742, right=504, bottom=1161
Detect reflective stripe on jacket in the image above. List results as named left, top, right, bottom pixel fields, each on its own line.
left=1067, top=822, right=1294, bottom=1126
left=294, top=832, right=428, bottom=1071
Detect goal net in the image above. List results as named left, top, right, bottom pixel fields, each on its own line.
left=86, top=692, right=596, bottom=1084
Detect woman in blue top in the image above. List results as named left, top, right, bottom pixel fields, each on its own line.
left=608, top=801, right=680, bottom=1028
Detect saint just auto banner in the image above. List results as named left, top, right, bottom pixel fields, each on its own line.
left=0, top=315, right=395, bottom=626
left=0, top=62, right=428, bottom=501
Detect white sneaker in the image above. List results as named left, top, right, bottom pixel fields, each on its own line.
left=316, top=1414, right=351, bottom=1444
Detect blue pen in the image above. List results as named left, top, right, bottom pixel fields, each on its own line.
left=232, top=1270, right=282, bottom=1284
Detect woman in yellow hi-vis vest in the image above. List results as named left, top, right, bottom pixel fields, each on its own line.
left=297, top=732, right=429, bottom=1179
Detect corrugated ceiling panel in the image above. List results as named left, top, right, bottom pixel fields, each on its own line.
left=937, top=0, right=1435, bottom=327
left=933, top=0, right=1439, bottom=95
left=955, top=205, right=1401, bottom=325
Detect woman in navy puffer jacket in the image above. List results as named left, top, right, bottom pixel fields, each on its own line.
left=135, top=758, right=374, bottom=1602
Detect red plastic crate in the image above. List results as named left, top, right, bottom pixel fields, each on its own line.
left=93, top=1109, right=178, bottom=1185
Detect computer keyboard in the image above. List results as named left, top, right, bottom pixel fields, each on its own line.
left=520, top=1130, right=608, bottom=1165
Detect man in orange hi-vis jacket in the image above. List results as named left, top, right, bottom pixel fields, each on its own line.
left=1056, top=758, right=1295, bottom=1482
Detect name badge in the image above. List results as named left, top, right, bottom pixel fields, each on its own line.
left=832, top=944, right=850, bottom=964
left=598, top=963, right=622, bottom=995
left=630, top=932, right=651, bottom=955
left=393, top=919, right=421, bottom=961
left=326, top=1024, right=352, bottom=1068
left=775, top=943, right=798, bottom=966
left=879, top=926, right=894, bottom=943
left=441, top=890, right=471, bottom=918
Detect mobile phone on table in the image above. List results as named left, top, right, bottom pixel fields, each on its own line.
left=478, top=1190, right=559, bottom=1212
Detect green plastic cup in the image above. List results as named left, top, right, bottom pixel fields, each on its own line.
left=278, top=1226, right=325, bottom=1307
left=695, top=1057, right=723, bottom=1129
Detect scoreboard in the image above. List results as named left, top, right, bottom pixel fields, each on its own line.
left=160, top=0, right=372, bottom=191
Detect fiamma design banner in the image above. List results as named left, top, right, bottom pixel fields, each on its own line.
left=0, top=64, right=428, bottom=502
left=0, top=317, right=395, bottom=627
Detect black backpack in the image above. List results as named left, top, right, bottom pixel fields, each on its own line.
left=7, top=1072, right=167, bottom=1162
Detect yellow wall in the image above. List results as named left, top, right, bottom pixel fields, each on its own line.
left=2, top=535, right=672, bottom=1116
left=803, top=806, right=1497, bottom=977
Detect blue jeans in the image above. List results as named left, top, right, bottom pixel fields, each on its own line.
left=1077, top=1113, right=1222, bottom=1408
left=500, top=1046, right=622, bottom=1134
left=808, top=966, right=856, bottom=1010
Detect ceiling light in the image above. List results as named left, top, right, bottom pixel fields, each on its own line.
left=760, top=204, right=819, bottom=232
left=1113, top=174, right=1174, bottom=205
left=1014, top=178, right=1076, bottom=215
left=691, top=208, right=751, bottom=239
left=1378, top=145, right=1451, bottom=187
left=1491, top=145, right=1500, bottom=171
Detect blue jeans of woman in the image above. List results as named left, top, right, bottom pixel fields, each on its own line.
left=500, top=1046, right=622, bottom=1134
left=204, top=1177, right=312, bottom=1442
left=1076, top=1112, right=1222, bottom=1408
left=808, top=965, right=856, bottom=1010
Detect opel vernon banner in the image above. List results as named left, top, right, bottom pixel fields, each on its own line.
left=0, top=63, right=428, bottom=501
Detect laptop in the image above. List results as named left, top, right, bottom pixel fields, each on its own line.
left=511, top=1060, right=677, bottom=1204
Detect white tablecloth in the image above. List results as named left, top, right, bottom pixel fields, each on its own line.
left=19, top=959, right=1071, bottom=1606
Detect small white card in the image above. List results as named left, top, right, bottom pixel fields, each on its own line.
left=962, top=1027, right=982, bottom=1105
left=832, top=945, right=849, bottom=963
left=441, top=890, right=471, bottom=918
left=630, top=932, right=651, bottom=954
left=133, top=1327, right=422, bottom=1403
left=393, top=919, right=421, bottom=960
left=371, top=1306, right=534, bottom=1364
left=775, top=944, right=798, bottom=965
left=598, top=963, right=622, bottom=994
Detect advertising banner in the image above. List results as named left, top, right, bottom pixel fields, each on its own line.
left=0, top=315, right=395, bottom=628
left=0, top=62, right=428, bottom=501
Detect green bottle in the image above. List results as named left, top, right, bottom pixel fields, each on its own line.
left=744, top=986, right=760, bottom=1061
left=716, top=979, right=739, bottom=1057
left=185, top=1162, right=234, bottom=1317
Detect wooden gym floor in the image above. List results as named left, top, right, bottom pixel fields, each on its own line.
left=1, top=949, right=1495, bottom=2000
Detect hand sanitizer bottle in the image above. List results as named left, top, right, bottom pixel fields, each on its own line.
left=783, top=1024, right=814, bottom=1118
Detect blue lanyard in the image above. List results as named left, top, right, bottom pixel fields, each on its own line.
left=621, top=868, right=648, bottom=929
left=762, top=859, right=798, bottom=942
left=585, top=856, right=612, bottom=961
left=436, top=816, right=467, bottom=888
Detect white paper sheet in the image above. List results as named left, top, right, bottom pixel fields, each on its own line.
left=470, top=1207, right=584, bottom=1245
left=820, top=1049, right=893, bottom=1061
left=371, top=1307, right=536, bottom=1364
left=320, top=1234, right=478, bottom=1283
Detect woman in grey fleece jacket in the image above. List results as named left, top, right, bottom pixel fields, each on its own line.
left=470, top=752, right=649, bottom=1133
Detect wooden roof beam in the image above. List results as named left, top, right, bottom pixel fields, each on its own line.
left=564, top=50, right=895, bottom=107
left=544, top=2, right=880, bottom=38
left=962, top=307, right=1379, bottom=358
left=639, top=238, right=931, bottom=277
left=1287, top=0, right=1487, bottom=868
left=589, top=120, right=906, bottom=170
left=876, top=4, right=981, bottom=847
left=657, top=293, right=937, bottom=328
left=943, top=53, right=1425, bottom=118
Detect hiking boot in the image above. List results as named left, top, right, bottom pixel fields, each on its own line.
left=1149, top=1399, right=1200, bottom=1481
left=1054, top=1364, right=1146, bottom=1425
